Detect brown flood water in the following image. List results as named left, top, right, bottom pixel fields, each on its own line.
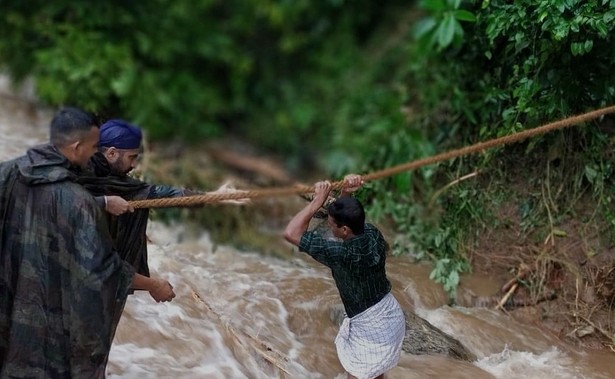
left=2, top=78, right=615, bottom=378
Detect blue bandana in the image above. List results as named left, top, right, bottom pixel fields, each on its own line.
left=98, top=119, right=143, bottom=149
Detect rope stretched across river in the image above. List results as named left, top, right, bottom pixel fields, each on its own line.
left=129, top=105, right=615, bottom=209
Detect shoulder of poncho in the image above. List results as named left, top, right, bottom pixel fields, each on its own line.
left=16, top=148, right=75, bottom=185
left=50, top=180, right=100, bottom=214
left=0, top=157, right=21, bottom=172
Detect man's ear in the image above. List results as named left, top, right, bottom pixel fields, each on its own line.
left=104, top=146, right=118, bottom=160
left=341, top=225, right=351, bottom=238
left=67, top=139, right=81, bottom=154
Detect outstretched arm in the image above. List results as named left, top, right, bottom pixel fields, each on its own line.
left=284, top=181, right=332, bottom=245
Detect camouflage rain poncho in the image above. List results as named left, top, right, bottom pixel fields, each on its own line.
left=0, top=144, right=134, bottom=378
left=79, top=152, right=193, bottom=277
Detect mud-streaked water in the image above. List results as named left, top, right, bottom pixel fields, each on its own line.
left=2, top=77, right=615, bottom=378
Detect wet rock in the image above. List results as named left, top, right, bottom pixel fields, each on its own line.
left=329, top=305, right=477, bottom=362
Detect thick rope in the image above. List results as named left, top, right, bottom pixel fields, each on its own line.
left=129, top=105, right=615, bottom=209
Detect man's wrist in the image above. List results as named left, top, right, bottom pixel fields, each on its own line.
left=310, top=198, right=326, bottom=211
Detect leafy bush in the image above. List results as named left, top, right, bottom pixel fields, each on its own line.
left=407, top=0, right=615, bottom=295
left=324, top=0, right=615, bottom=297
left=0, top=0, right=399, bottom=149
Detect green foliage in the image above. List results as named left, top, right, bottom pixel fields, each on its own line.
left=577, top=129, right=615, bottom=242
left=415, top=0, right=477, bottom=50
left=0, top=0, right=399, bottom=147
left=333, top=0, right=615, bottom=297
left=398, top=0, right=615, bottom=296
left=463, top=0, right=613, bottom=136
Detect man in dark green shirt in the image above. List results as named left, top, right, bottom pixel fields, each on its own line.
left=284, top=175, right=405, bottom=379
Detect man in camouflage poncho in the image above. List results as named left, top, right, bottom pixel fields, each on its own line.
left=0, top=107, right=135, bottom=378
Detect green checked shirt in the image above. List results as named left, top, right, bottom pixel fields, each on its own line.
left=299, top=223, right=392, bottom=318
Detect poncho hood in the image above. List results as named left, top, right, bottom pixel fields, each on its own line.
left=16, top=143, right=77, bottom=185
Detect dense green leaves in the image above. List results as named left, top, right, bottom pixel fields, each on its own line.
left=0, top=0, right=396, bottom=146
left=414, top=0, right=476, bottom=50
left=393, top=0, right=615, bottom=294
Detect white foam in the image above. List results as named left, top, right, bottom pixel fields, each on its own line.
left=476, top=346, right=587, bottom=379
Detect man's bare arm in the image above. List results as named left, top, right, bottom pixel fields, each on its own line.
left=284, top=181, right=332, bottom=245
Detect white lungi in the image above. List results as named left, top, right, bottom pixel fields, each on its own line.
left=335, top=292, right=405, bottom=379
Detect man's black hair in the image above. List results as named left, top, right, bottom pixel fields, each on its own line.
left=327, top=197, right=365, bottom=235
left=49, top=107, right=98, bottom=147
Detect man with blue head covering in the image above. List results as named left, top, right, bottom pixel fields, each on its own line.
left=80, top=118, right=248, bottom=304
left=79, top=118, right=187, bottom=304
left=98, top=119, right=144, bottom=177
left=99, top=119, right=143, bottom=149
